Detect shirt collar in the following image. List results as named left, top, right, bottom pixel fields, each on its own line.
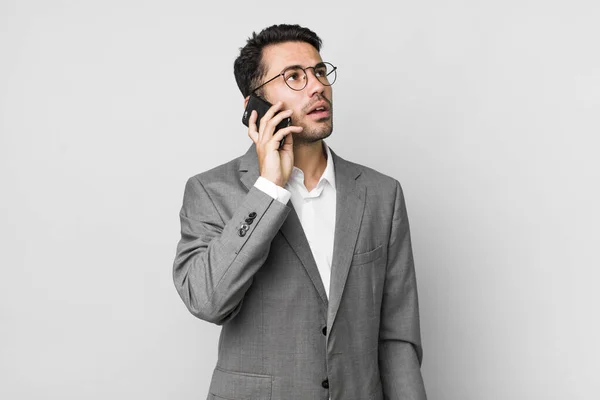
left=321, top=141, right=336, bottom=190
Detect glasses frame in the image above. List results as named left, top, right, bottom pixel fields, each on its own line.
left=250, top=61, right=337, bottom=94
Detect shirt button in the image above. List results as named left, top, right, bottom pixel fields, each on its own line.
left=322, top=326, right=327, bottom=336
left=322, top=379, right=329, bottom=389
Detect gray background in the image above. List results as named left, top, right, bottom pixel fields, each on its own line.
left=1, top=0, right=599, bottom=399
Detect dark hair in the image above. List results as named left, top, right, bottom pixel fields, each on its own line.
left=234, top=24, right=322, bottom=98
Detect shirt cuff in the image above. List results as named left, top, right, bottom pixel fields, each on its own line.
left=254, top=176, right=291, bottom=205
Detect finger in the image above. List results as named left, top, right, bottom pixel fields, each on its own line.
left=268, top=125, right=303, bottom=149
left=259, top=109, right=293, bottom=145
left=247, top=110, right=259, bottom=143
left=259, top=101, right=284, bottom=129
left=279, top=125, right=295, bottom=150
left=265, top=109, right=294, bottom=133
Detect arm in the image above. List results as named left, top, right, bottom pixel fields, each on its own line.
left=172, top=175, right=290, bottom=325
left=378, top=180, right=427, bottom=399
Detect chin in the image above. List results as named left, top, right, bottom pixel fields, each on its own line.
left=294, top=127, right=333, bottom=144
left=294, top=119, right=333, bottom=143
left=294, top=129, right=333, bottom=143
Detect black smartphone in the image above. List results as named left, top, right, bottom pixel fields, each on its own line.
left=242, top=94, right=291, bottom=149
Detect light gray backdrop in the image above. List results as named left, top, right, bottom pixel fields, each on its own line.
left=1, top=0, right=599, bottom=399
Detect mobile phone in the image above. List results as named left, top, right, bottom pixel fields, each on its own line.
left=242, top=94, right=291, bottom=149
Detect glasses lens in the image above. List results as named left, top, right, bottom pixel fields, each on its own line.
left=283, top=67, right=307, bottom=91
left=314, top=62, right=336, bottom=87
left=282, top=63, right=337, bottom=91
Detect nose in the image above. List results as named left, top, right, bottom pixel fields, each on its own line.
left=305, top=67, right=326, bottom=97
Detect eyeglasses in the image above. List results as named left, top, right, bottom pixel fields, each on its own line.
left=251, top=61, right=337, bottom=93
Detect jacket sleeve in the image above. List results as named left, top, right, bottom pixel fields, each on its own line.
left=378, top=180, right=427, bottom=399
left=172, top=175, right=291, bottom=325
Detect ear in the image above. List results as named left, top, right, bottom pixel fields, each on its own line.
left=243, top=96, right=250, bottom=109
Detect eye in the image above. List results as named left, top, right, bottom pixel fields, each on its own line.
left=314, top=67, right=327, bottom=77
left=286, top=72, right=300, bottom=81
left=284, top=67, right=306, bottom=83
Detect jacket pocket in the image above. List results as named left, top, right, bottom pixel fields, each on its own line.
left=208, top=367, right=273, bottom=400
left=351, top=245, right=383, bottom=266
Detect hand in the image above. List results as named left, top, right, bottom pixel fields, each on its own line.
left=247, top=101, right=303, bottom=187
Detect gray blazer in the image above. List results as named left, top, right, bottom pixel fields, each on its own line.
left=173, top=144, right=427, bottom=400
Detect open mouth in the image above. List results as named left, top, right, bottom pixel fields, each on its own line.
left=307, top=103, right=330, bottom=118
left=308, top=106, right=327, bottom=114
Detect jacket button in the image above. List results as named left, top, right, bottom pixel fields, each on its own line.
left=322, top=379, right=329, bottom=389
left=238, top=228, right=246, bottom=237
left=249, top=212, right=257, bottom=218
left=240, top=223, right=249, bottom=231
left=245, top=217, right=254, bottom=224
left=322, top=326, right=327, bottom=336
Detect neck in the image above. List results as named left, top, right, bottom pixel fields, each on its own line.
left=293, top=140, right=327, bottom=191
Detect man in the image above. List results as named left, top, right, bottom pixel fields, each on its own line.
left=173, top=24, right=427, bottom=400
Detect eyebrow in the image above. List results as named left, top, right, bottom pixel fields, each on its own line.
left=280, top=62, right=326, bottom=72
left=281, top=64, right=304, bottom=72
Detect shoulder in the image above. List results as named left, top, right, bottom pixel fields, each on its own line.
left=332, top=150, right=402, bottom=197
left=179, top=155, right=249, bottom=221
left=188, top=154, right=244, bottom=186
left=189, top=144, right=256, bottom=187
left=179, top=152, right=249, bottom=208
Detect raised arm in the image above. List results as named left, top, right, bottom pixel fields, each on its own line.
left=173, top=176, right=290, bottom=325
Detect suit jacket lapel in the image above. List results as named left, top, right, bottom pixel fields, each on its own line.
left=327, top=149, right=365, bottom=333
left=279, top=209, right=329, bottom=306
left=239, top=144, right=329, bottom=307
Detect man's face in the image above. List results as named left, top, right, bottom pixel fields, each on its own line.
left=259, top=41, right=333, bottom=144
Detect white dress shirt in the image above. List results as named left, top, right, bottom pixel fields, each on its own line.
left=254, top=141, right=336, bottom=299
